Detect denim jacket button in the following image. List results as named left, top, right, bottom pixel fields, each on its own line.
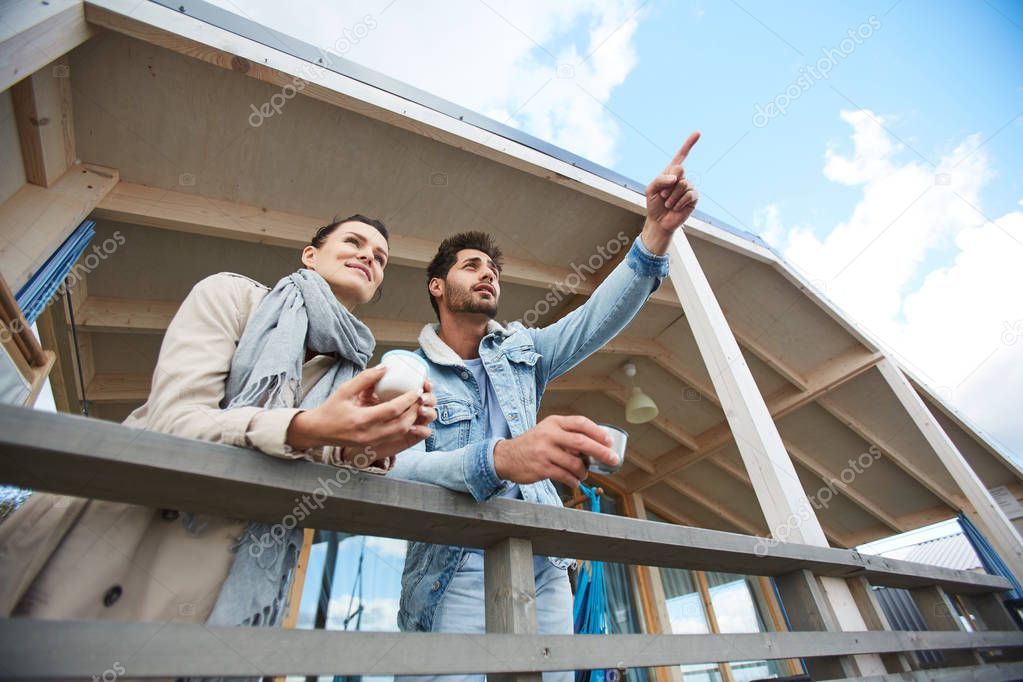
left=460, top=371, right=469, bottom=380
left=431, top=580, right=441, bottom=591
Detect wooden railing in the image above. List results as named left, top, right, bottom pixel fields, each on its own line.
left=1, top=404, right=1021, bottom=680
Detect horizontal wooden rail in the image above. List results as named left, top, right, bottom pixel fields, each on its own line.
left=0, top=404, right=1010, bottom=594
left=0, top=619, right=1021, bottom=679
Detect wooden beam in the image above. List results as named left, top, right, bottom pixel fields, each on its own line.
left=706, top=456, right=855, bottom=549
left=8, top=403, right=1016, bottom=592
left=623, top=347, right=883, bottom=492
left=0, top=0, right=93, bottom=93
left=817, top=395, right=962, bottom=510
left=3, top=617, right=1022, bottom=679
left=664, top=231, right=886, bottom=674
left=0, top=163, right=118, bottom=291
left=878, top=357, right=1023, bottom=585
left=846, top=576, right=914, bottom=673
left=10, top=55, right=76, bottom=187
left=783, top=441, right=904, bottom=534
left=660, top=476, right=765, bottom=536
left=910, top=585, right=985, bottom=667
left=484, top=537, right=540, bottom=682
left=93, top=182, right=684, bottom=307
left=726, top=317, right=809, bottom=391
left=649, top=347, right=720, bottom=407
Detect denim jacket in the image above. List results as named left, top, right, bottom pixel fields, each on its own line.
left=389, top=236, right=670, bottom=632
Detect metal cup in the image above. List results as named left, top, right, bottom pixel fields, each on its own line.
left=587, top=423, right=627, bottom=474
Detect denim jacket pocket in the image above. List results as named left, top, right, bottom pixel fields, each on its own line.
left=432, top=399, right=474, bottom=449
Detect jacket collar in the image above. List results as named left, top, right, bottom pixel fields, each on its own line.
left=418, top=320, right=507, bottom=368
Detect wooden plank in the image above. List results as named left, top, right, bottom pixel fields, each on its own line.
left=1, top=618, right=1021, bottom=679
left=878, top=358, right=1023, bottom=585
left=775, top=569, right=861, bottom=679
left=0, top=0, right=93, bottom=93
left=92, top=182, right=622, bottom=299
left=819, top=662, right=1023, bottom=681
left=910, top=585, right=984, bottom=667
left=10, top=55, right=76, bottom=187
left=485, top=537, right=541, bottom=682
left=0, top=163, right=118, bottom=292
left=847, top=576, right=914, bottom=673
left=33, top=292, right=82, bottom=413
left=73, top=294, right=665, bottom=361
left=0, top=405, right=1010, bottom=595
left=84, top=372, right=149, bottom=402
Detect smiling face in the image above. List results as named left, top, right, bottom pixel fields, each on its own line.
left=430, top=248, right=501, bottom=319
left=301, top=220, right=389, bottom=308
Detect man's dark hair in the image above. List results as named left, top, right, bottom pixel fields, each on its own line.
left=426, top=231, right=503, bottom=317
left=310, top=214, right=389, bottom=248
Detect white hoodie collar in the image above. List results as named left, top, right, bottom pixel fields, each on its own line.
left=418, top=320, right=508, bottom=367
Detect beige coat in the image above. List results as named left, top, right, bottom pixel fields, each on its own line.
left=0, top=272, right=353, bottom=624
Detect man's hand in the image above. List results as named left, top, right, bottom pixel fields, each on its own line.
left=492, top=415, right=619, bottom=488
left=641, top=131, right=701, bottom=254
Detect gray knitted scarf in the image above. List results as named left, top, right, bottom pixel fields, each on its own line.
left=191, top=268, right=374, bottom=640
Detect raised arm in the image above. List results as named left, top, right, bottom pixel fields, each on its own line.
left=527, top=131, right=700, bottom=382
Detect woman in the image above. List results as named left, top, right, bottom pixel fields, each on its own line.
left=0, top=214, right=436, bottom=631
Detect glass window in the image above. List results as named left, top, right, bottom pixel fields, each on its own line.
left=292, top=531, right=407, bottom=682
left=704, top=572, right=786, bottom=682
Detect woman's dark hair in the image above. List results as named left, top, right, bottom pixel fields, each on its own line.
left=310, top=214, right=389, bottom=249
left=426, top=231, right=503, bottom=317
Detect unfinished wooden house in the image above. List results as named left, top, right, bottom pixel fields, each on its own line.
left=2, top=1, right=1023, bottom=679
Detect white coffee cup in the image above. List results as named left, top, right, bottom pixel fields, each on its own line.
left=588, top=423, right=627, bottom=475
left=376, top=350, right=429, bottom=401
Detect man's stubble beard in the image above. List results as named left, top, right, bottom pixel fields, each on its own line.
left=445, top=281, right=498, bottom=319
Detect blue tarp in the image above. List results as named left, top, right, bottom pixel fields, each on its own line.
left=572, top=484, right=613, bottom=682
left=15, top=220, right=95, bottom=324
left=958, top=512, right=1023, bottom=600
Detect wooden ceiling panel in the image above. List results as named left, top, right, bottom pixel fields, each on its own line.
left=776, top=402, right=943, bottom=519
left=69, top=31, right=637, bottom=269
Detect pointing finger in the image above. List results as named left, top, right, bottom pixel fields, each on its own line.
left=669, top=131, right=701, bottom=167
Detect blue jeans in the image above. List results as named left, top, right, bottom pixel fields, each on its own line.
left=397, top=553, right=574, bottom=682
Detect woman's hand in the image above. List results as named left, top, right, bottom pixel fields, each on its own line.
left=286, top=366, right=435, bottom=452
left=343, top=379, right=438, bottom=467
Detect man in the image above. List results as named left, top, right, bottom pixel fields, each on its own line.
left=390, top=132, right=701, bottom=681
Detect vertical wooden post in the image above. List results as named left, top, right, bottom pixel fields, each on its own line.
left=847, top=576, right=913, bottom=673
left=627, top=493, right=684, bottom=682
left=910, top=585, right=984, bottom=667
left=877, top=357, right=1023, bottom=585
left=667, top=231, right=886, bottom=675
left=485, top=537, right=541, bottom=682
left=774, top=569, right=860, bottom=679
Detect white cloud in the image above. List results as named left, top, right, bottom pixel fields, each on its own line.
left=207, top=0, right=641, bottom=166
left=765, top=110, right=1023, bottom=459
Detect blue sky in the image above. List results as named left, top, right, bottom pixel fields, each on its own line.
left=609, top=0, right=1023, bottom=265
